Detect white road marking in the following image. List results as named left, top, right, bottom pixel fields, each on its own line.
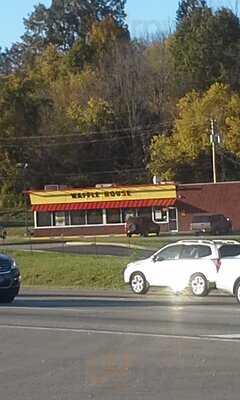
left=203, top=334, right=240, bottom=339
left=0, top=324, right=240, bottom=343
left=0, top=306, right=92, bottom=313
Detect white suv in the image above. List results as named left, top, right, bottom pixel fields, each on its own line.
left=123, top=240, right=239, bottom=296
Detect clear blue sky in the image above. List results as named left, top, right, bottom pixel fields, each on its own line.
left=0, top=0, right=239, bottom=49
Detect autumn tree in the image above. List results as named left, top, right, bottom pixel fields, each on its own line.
left=149, top=83, right=240, bottom=183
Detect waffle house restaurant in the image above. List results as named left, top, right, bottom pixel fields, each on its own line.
left=29, top=184, right=177, bottom=237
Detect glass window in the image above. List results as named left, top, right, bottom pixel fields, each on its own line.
left=153, top=208, right=168, bottom=223
left=87, top=210, right=103, bottom=225
left=106, top=209, right=121, bottom=224
left=181, top=246, right=198, bottom=258
left=154, top=245, right=183, bottom=261
left=181, top=245, right=199, bottom=259
left=70, top=211, right=86, bottom=225
left=219, top=245, right=240, bottom=258
left=54, top=212, right=69, bottom=226
left=181, top=245, right=211, bottom=258
left=192, top=215, right=211, bottom=223
left=196, top=245, right=211, bottom=258
left=37, top=212, right=52, bottom=227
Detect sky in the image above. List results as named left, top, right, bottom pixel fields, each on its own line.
left=0, top=0, right=239, bottom=49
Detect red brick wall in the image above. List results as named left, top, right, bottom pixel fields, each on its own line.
left=177, top=182, right=240, bottom=231
left=33, top=224, right=126, bottom=237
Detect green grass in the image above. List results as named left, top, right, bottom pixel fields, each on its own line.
left=3, top=250, right=131, bottom=290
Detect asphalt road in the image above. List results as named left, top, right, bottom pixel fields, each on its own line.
left=1, top=290, right=240, bottom=400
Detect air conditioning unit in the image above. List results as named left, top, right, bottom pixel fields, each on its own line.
left=44, top=185, right=60, bottom=191
left=95, top=183, right=115, bottom=188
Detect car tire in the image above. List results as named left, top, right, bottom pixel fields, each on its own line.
left=190, top=273, right=209, bottom=297
left=130, top=272, right=149, bottom=295
left=0, top=294, right=16, bottom=303
left=235, top=281, right=240, bottom=304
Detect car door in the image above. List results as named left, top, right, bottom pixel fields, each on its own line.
left=177, top=244, right=216, bottom=283
left=149, top=244, right=183, bottom=286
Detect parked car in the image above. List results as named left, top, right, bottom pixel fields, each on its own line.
left=0, top=253, right=20, bottom=303
left=216, top=244, right=240, bottom=303
left=123, top=239, right=240, bottom=296
left=190, top=213, right=232, bottom=235
left=125, top=216, right=160, bottom=237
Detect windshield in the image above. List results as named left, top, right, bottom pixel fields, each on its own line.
left=192, top=215, right=211, bottom=223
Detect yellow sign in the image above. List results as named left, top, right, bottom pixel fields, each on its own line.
left=29, top=184, right=176, bottom=205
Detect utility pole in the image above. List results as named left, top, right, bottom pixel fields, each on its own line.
left=210, top=119, right=220, bottom=184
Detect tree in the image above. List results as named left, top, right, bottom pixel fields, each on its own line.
left=149, top=83, right=240, bottom=182
left=176, top=0, right=207, bottom=24
left=171, top=5, right=240, bottom=93
left=22, top=0, right=128, bottom=52
left=64, top=15, right=129, bottom=71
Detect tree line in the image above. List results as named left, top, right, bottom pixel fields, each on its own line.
left=0, top=0, right=240, bottom=209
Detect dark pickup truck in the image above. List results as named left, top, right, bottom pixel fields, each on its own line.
left=125, top=216, right=160, bottom=237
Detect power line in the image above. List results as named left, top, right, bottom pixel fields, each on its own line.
left=45, top=167, right=147, bottom=178
left=0, top=132, right=159, bottom=148
left=0, top=122, right=172, bottom=143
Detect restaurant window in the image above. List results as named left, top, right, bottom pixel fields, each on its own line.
left=37, top=212, right=52, bottom=227
left=87, top=209, right=103, bottom=225
left=106, top=209, right=121, bottom=224
left=70, top=211, right=86, bottom=225
left=54, top=212, right=69, bottom=226
left=153, top=208, right=168, bottom=223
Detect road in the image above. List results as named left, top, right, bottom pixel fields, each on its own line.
left=1, top=290, right=240, bottom=400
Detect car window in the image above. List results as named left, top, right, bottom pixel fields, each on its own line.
left=192, top=215, right=210, bottom=223
left=180, top=245, right=212, bottom=259
left=180, top=245, right=199, bottom=259
left=219, top=245, right=240, bottom=258
left=154, top=245, right=183, bottom=261
left=196, top=245, right=212, bottom=257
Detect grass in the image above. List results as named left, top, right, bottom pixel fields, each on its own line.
left=3, top=250, right=131, bottom=290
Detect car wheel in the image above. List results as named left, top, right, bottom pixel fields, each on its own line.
left=190, top=273, right=209, bottom=297
left=127, top=233, right=132, bottom=237
left=130, top=272, right=149, bottom=295
left=235, top=281, right=240, bottom=304
left=0, top=294, right=15, bottom=303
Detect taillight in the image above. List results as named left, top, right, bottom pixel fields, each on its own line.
left=212, top=258, right=221, bottom=272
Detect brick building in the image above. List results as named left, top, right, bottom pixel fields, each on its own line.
left=28, top=181, right=240, bottom=236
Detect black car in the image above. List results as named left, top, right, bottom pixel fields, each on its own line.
left=0, top=254, right=20, bottom=303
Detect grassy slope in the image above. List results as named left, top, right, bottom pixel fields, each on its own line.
left=4, top=250, right=131, bottom=289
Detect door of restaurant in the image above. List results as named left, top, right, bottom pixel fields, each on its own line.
left=168, top=208, right=178, bottom=232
